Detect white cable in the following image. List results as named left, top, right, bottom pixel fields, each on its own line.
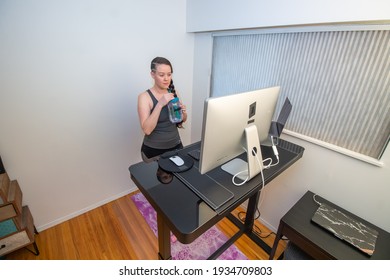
left=313, top=194, right=322, bottom=205
left=253, top=148, right=265, bottom=191
left=232, top=170, right=249, bottom=186
left=263, top=157, right=280, bottom=169
left=271, top=136, right=279, bottom=159
left=231, top=148, right=267, bottom=226
left=262, top=157, right=273, bottom=169
left=253, top=148, right=266, bottom=210
left=263, top=136, right=280, bottom=168
left=232, top=147, right=266, bottom=189
left=232, top=138, right=280, bottom=186
left=232, top=141, right=282, bottom=225
left=232, top=146, right=251, bottom=186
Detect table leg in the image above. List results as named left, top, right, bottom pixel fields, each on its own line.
left=244, top=191, right=260, bottom=231
left=237, top=190, right=272, bottom=255
left=157, top=213, right=172, bottom=260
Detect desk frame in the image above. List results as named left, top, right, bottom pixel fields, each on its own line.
left=130, top=140, right=304, bottom=260
left=156, top=188, right=264, bottom=260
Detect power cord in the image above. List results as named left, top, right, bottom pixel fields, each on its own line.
left=232, top=146, right=266, bottom=187
left=237, top=210, right=288, bottom=240
left=271, top=136, right=279, bottom=161
left=312, top=194, right=322, bottom=206
left=263, top=136, right=280, bottom=168
left=232, top=138, right=287, bottom=240
left=232, top=137, right=281, bottom=186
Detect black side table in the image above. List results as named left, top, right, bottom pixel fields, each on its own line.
left=269, top=191, right=390, bottom=260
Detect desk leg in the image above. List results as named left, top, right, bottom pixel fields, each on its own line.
left=269, top=221, right=284, bottom=260
left=157, top=213, right=172, bottom=260
left=245, top=191, right=260, bottom=231
left=244, top=190, right=273, bottom=255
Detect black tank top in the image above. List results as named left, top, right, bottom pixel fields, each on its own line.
left=142, top=90, right=181, bottom=149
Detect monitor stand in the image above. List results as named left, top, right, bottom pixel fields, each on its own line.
left=221, top=124, right=264, bottom=181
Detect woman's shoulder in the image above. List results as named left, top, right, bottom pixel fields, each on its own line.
left=138, top=89, right=152, bottom=99
left=139, top=89, right=150, bottom=96
left=138, top=90, right=154, bottom=106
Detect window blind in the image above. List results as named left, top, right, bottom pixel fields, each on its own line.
left=211, top=29, right=390, bottom=160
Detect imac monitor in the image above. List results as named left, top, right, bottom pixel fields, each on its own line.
left=199, top=86, right=280, bottom=181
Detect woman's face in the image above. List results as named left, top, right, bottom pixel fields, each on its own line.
left=151, top=64, right=172, bottom=90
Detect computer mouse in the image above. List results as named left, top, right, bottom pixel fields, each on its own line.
left=169, top=155, right=184, bottom=166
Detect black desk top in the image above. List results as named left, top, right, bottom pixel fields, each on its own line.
left=283, top=191, right=390, bottom=260
left=129, top=139, right=304, bottom=244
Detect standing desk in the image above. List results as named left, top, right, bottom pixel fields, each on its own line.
left=129, top=139, right=304, bottom=260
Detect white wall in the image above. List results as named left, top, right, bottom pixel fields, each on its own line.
left=0, top=0, right=194, bottom=231
left=187, top=0, right=390, bottom=32
left=188, top=1, right=390, bottom=232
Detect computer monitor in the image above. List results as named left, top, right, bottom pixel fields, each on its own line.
left=199, top=86, right=280, bottom=182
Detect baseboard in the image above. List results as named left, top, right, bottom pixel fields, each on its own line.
left=36, top=186, right=138, bottom=232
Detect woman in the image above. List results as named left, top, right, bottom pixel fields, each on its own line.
left=138, top=57, right=187, bottom=163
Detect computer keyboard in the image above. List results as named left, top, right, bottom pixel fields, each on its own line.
left=187, top=149, right=200, bottom=161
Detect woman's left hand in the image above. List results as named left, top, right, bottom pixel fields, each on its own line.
left=180, top=104, right=187, bottom=114
left=180, top=103, right=187, bottom=122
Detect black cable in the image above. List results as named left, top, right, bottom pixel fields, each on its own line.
left=237, top=210, right=288, bottom=240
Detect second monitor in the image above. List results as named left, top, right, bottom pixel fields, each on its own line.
left=199, top=86, right=280, bottom=182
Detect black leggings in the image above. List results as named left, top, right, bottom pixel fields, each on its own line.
left=141, top=142, right=183, bottom=160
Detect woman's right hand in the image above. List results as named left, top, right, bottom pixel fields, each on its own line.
left=158, top=93, right=175, bottom=107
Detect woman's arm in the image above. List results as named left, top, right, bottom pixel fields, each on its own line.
left=137, top=91, right=173, bottom=135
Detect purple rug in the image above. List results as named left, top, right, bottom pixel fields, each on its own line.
left=131, top=192, right=248, bottom=260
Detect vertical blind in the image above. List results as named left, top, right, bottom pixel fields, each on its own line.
left=211, top=29, right=390, bottom=159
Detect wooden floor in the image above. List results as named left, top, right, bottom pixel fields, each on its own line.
left=5, top=190, right=286, bottom=260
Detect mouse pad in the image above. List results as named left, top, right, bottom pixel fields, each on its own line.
left=158, top=154, right=194, bottom=173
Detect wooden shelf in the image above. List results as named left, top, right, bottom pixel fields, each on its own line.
left=0, top=172, right=39, bottom=257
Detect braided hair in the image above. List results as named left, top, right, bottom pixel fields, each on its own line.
left=168, top=80, right=177, bottom=97
left=169, top=80, right=184, bottom=128
left=151, top=57, right=183, bottom=128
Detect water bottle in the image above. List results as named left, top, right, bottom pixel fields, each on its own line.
left=167, top=97, right=183, bottom=123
